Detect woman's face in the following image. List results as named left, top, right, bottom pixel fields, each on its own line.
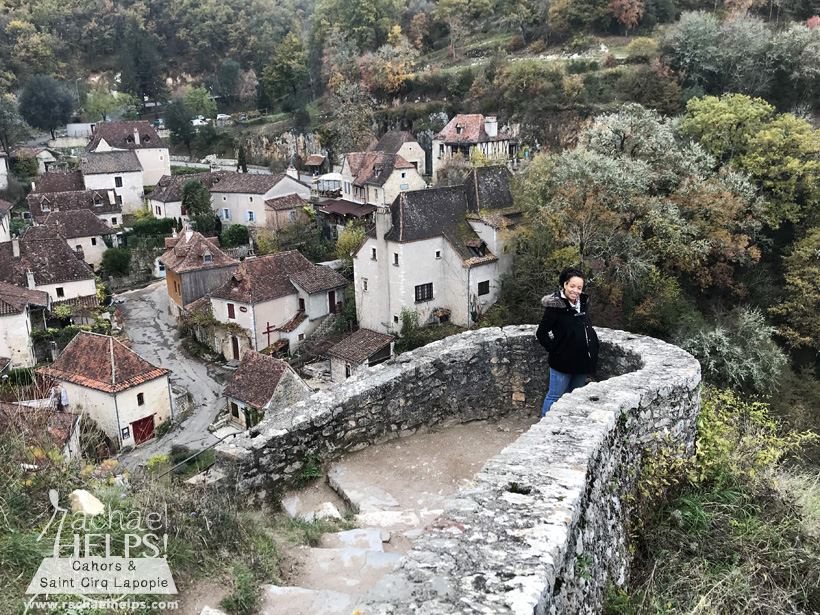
left=563, top=276, right=584, bottom=302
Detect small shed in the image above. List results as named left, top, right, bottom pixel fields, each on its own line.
left=327, top=328, right=394, bottom=383
left=305, top=154, right=326, bottom=175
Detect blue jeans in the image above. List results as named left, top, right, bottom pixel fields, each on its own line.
left=542, top=368, right=588, bottom=416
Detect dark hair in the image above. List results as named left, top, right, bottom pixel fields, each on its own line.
left=559, top=267, right=585, bottom=286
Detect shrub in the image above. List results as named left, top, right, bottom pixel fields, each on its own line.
left=101, top=248, right=132, bottom=277
left=220, top=224, right=249, bottom=248
left=626, top=37, right=659, bottom=62
left=219, top=564, right=258, bottom=615
left=530, top=39, right=548, bottom=54
left=507, top=35, right=526, bottom=52
left=129, top=217, right=175, bottom=236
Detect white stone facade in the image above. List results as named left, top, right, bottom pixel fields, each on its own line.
left=93, top=138, right=170, bottom=187
left=340, top=160, right=426, bottom=207
left=0, top=310, right=36, bottom=367
left=83, top=171, right=144, bottom=214
left=213, top=177, right=309, bottom=229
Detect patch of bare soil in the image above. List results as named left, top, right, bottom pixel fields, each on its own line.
left=170, top=575, right=232, bottom=615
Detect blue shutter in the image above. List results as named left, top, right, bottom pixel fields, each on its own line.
left=227, top=209, right=231, bottom=220
left=244, top=211, right=249, bottom=222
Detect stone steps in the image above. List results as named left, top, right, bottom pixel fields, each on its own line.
left=258, top=585, right=360, bottom=615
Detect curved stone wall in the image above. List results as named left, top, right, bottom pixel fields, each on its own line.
left=215, top=326, right=701, bottom=614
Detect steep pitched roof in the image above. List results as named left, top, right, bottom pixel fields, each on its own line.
left=86, top=121, right=166, bottom=151
left=0, top=281, right=49, bottom=315
left=36, top=210, right=114, bottom=239
left=372, top=131, right=418, bottom=154
left=305, top=154, right=326, bottom=166
left=36, top=331, right=170, bottom=394
left=149, top=172, right=229, bottom=203
left=222, top=350, right=290, bottom=409
left=159, top=230, right=238, bottom=274
left=434, top=114, right=511, bottom=144
left=0, top=235, right=94, bottom=287
left=345, top=151, right=414, bottom=187
left=27, top=190, right=121, bottom=220
left=0, top=200, right=11, bottom=217
left=327, top=328, right=393, bottom=364
left=210, top=250, right=344, bottom=303
left=464, top=166, right=515, bottom=214
left=30, top=171, right=85, bottom=194
left=208, top=173, right=297, bottom=195
left=265, top=193, right=309, bottom=211
left=0, top=402, right=80, bottom=451
left=79, top=151, right=142, bottom=175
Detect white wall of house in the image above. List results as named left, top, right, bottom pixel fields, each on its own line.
left=0, top=156, right=9, bottom=190
left=70, top=235, right=107, bottom=269
left=133, top=149, right=171, bottom=186
left=0, top=211, right=10, bottom=243
left=62, top=375, right=171, bottom=447
left=431, top=138, right=511, bottom=181
left=0, top=310, right=35, bottom=367
left=149, top=198, right=184, bottom=221
left=37, top=278, right=97, bottom=303
left=32, top=151, right=56, bottom=175
left=340, top=163, right=425, bottom=207
left=214, top=177, right=309, bottom=229
left=83, top=172, right=144, bottom=214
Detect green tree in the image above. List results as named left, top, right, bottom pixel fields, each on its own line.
left=165, top=99, right=196, bottom=153
left=213, top=58, right=240, bottom=103
left=769, top=227, right=820, bottom=350
left=220, top=224, right=249, bottom=247
left=181, top=179, right=213, bottom=216
left=237, top=144, right=247, bottom=173
left=335, top=221, right=366, bottom=273
left=328, top=81, right=374, bottom=153
left=18, top=74, right=73, bottom=139
left=0, top=94, right=29, bottom=154
left=260, top=31, right=307, bottom=103
left=191, top=212, right=221, bottom=237
left=311, top=0, right=403, bottom=51
left=84, top=86, right=120, bottom=122
left=118, top=19, right=163, bottom=105
left=184, top=86, right=217, bottom=119
left=101, top=248, right=132, bottom=277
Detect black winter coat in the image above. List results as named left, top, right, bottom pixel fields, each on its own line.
left=536, top=291, right=599, bottom=375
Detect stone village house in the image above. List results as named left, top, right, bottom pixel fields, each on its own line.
left=353, top=166, right=520, bottom=334
left=340, top=151, right=426, bottom=206
left=86, top=121, right=171, bottom=187
left=0, top=281, right=50, bottom=368
left=27, top=189, right=122, bottom=228
left=371, top=131, right=427, bottom=175
left=159, top=228, right=239, bottom=318
left=431, top=114, right=517, bottom=181
left=327, top=328, right=394, bottom=383
left=147, top=172, right=227, bottom=222
left=222, top=350, right=311, bottom=428
left=37, top=332, right=173, bottom=449
left=79, top=151, right=144, bottom=214
left=211, top=173, right=310, bottom=231
left=202, top=250, right=349, bottom=359
left=28, top=210, right=115, bottom=270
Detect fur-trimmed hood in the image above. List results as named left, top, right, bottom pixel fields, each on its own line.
left=541, top=291, right=589, bottom=308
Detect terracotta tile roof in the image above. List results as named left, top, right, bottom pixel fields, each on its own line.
left=328, top=328, right=393, bottom=364
left=51, top=294, right=100, bottom=309
left=79, top=151, right=142, bottom=175
left=278, top=312, right=307, bottom=332
left=305, top=155, right=326, bottom=166
left=149, top=172, right=229, bottom=203
left=0, top=235, right=94, bottom=287
left=0, top=200, right=12, bottom=217
left=35, top=210, right=114, bottom=239
left=434, top=114, right=511, bottom=144
left=184, top=295, right=212, bottom=315
left=0, top=402, right=80, bottom=450
left=345, top=151, right=414, bottom=187
left=87, top=121, right=166, bottom=151
left=222, top=350, right=289, bottom=408
left=30, top=171, right=85, bottom=194
left=27, top=190, right=121, bottom=220
left=289, top=265, right=348, bottom=294
left=36, top=331, right=170, bottom=394
left=12, top=147, right=52, bottom=158
left=372, top=131, right=418, bottom=154
left=159, top=229, right=238, bottom=274
left=210, top=251, right=344, bottom=303
left=208, top=173, right=297, bottom=195
left=0, top=281, right=49, bottom=315
left=265, top=193, right=309, bottom=211
left=317, top=199, right=376, bottom=217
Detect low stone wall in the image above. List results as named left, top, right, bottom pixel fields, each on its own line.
left=215, top=326, right=701, bottom=614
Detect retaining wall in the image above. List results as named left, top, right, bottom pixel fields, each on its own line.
left=214, top=326, right=701, bottom=614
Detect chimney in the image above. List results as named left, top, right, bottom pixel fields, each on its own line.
left=172, top=228, right=178, bottom=238
left=31, top=181, right=36, bottom=191
left=12, top=235, right=20, bottom=260
left=286, top=165, right=299, bottom=180
left=26, top=269, right=36, bottom=289
left=185, top=224, right=193, bottom=242
left=375, top=205, right=392, bottom=243
left=484, top=116, right=498, bottom=138
left=133, top=128, right=140, bottom=145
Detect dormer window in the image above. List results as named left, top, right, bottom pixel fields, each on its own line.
left=203, top=250, right=212, bottom=264
left=456, top=124, right=463, bottom=135
left=468, top=243, right=486, bottom=258
left=126, top=135, right=134, bottom=143
left=143, top=135, right=150, bottom=142
left=42, top=203, right=50, bottom=212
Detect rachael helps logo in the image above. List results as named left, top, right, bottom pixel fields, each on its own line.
left=24, top=489, right=177, bottom=612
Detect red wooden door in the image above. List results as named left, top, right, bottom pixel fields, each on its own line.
left=231, top=336, right=240, bottom=360
left=132, top=415, right=155, bottom=445
left=329, top=290, right=336, bottom=314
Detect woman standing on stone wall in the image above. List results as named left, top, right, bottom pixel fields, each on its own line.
left=536, top=267, right=599, bottom=416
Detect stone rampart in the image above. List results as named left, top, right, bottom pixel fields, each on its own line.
left=215, top=326, right=701, bottom=614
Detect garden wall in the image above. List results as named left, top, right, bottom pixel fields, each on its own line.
left=214, top=326, right=701, bottom=614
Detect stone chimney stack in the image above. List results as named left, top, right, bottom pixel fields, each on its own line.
left=12, top=235, right=20, bottom=260
left=26, top=269, right=35, bottom=289
left=484, top=116, right=498, bottom=138
left=286, top=165, right=299, bottom=180
left=375, top=205, right=392, bottom=243
left=185, top=225, right=193, bottom=242
left=133, top=127, right=140, bottom=145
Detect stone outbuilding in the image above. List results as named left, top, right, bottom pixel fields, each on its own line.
left=36, top=331, right=173, bottom=449
left=160, top=228, right=239, bottom=318
left=327, top=328, right=394, bottom=383
left=222, top=350, right=311, bottom=428
left=371, top=130, right=426, bottom=175
left=0, top=281, right=50, bottom=368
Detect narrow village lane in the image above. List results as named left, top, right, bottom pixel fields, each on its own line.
left=114, top=281, right=231, bottom=469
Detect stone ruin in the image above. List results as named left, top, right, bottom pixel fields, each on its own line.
left=213, top=325, right=701, bottom=614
